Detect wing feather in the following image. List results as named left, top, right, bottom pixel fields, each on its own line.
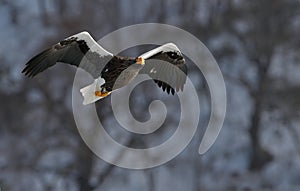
left=22, top=31, right=113, bottom=78
left=139, top=43, right=187, bottom=94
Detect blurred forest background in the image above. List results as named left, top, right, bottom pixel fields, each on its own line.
left=0, top=0, right=300, bottom=190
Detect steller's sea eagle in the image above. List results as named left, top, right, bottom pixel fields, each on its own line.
left=22, top=31, right=187, bottom=105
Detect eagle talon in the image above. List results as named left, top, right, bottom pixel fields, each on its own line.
left=95, top=91, right=110, bottom=97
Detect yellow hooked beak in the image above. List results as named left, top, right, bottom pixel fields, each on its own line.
left=137, top=57, right=145, bottom=65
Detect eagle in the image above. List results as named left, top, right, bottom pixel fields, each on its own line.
left=22, top=32, right=187, bottom=105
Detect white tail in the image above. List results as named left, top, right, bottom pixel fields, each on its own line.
left=80, top=78, right=107, bottom=105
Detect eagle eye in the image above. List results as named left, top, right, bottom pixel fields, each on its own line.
left=167, top=51, right=180, bottom=59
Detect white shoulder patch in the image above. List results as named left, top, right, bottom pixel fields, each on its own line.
left=139, top=43, right=181, bottom=59
left=71, top=31, right=113, bottom=57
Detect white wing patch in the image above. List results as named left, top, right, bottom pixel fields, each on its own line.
left=139, top=43, right=181, bottom=59
left=150, top=68, right=157, bottom=74
left=72, top=31, right=113, bottom=57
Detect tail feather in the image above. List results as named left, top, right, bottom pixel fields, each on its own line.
left=80, top=78, right=109, bottom=105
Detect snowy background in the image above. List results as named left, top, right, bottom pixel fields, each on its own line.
left=0, top=0, right=300, bottom=190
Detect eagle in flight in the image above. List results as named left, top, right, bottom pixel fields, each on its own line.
left=22, top=32, right=187, bottom=105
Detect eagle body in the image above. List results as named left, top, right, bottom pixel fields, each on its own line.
left=100, top=56, right=143, bottom=92
left=22, top=31, right=187, bottom=105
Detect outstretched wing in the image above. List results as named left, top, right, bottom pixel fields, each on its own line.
left=22, top=31, right=113, bottom=78
left=139, top=43, right=187, bottom=94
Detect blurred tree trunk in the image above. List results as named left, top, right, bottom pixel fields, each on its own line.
left=2, top=1, right=20, bottom=25
left=221, top=0, right=299, bottom=170
left=76, top=141, right=94, bottom=191
left=248, top=58, right=273, bottom=170
left=38, top=1, right=49, bottom=26
left=159, top=0, right=166, bottom=23
left=55, top=0, right=67, bottom=17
